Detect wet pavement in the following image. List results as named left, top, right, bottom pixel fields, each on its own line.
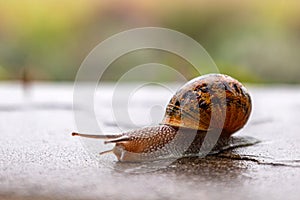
left=0, top=83, right=299, bottom=200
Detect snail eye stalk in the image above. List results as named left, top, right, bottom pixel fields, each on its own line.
left=71, top=132, right=121, bottom=139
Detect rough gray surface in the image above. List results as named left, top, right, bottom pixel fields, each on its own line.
left=0, top=83, right=300, bottom=200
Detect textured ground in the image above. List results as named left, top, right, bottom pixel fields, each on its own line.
left=0, top=83, right=299, bottom=200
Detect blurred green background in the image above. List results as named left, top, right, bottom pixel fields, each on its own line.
left=0, top=0, right=300, bottom=83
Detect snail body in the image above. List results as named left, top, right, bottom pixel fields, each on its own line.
left=72, top=74, right=252, bottom=162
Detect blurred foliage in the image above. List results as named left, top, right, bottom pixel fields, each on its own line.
left=0, top=0, right=300, bottom=83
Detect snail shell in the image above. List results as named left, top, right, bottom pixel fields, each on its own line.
left=72, top=74, right=252, bottom=162
left=163, top=73, right=251, bottom=137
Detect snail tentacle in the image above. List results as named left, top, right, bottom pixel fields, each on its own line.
left=99, top=149, right=114, bottom=155
left=104, top=135, right=131, bottom=144
left=72, top=132, right=122, bottom=139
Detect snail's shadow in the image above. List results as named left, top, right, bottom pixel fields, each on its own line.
left=111, top=135, right=260, bottom=178
left=112, top=154, right=251, bottom=183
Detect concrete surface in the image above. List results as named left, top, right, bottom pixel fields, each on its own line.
left=0, top=83, right=300, bottom=200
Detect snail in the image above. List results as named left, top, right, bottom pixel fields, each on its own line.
left=72, top=74, right=252, bottom=162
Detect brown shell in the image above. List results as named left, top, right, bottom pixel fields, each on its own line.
left=161, top=74, right=252, bottom=137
